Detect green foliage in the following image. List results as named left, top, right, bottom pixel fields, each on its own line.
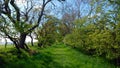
left=63, top=33, right=84, bottom=49
left=32, top=0, right=120, bottom=65
left=64, top=12, right=120, bottom=64
left=37, top=16, right=63, bottom=47
left=14, top=22, right=32, bottom=33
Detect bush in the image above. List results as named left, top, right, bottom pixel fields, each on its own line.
left=63, top=20, right=120, bottom=64
left=63, top=32, right=86, bottom=50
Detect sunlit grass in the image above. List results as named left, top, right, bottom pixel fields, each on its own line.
left=41, top=44, right=118, bottom=68
left=0, top=43, right=119, bottom=68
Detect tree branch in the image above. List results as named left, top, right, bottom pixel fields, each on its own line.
left=23, top=0, right=34, bottom=22
left=0, top=0, right=16, bottom=23
left=26, top=0, right=51, bottom=33
left=10, top=0, right=20, bottom=22
left=4, top=0, right=11, bottom=14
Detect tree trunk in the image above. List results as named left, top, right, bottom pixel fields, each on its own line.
left=19, top=33, right=28, bottom=50
left=29, top=33, right=34, bottom=46
left=5, top=38, right=7, bottom=48
left=12, top=40, right=21, bottom=52
left=5, top=34, right=21, bottom=52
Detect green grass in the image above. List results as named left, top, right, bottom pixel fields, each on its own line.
left=39, top=44, right=119, bottom=68
left=0, top=44, right=119, bottom=68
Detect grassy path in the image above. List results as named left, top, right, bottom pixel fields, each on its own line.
left=1, top=44, right=119, bottom=68
left=38, top=44, right=118, bottom=68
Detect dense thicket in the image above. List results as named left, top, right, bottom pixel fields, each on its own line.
left=63, top=0, right=120, bottom=65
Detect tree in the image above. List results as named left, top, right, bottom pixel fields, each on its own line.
left=0, top=0, right=65, bottom=52
left=37, top=15, right=61, bottom=47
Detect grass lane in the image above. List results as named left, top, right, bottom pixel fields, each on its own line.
left=0, top=44, right=119, bottom=68
left=39, top=44, right=118, bottom=68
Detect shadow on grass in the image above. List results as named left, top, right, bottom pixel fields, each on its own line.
left=0, top=50, right=63, bottom=68
left=32, top=51, right=63, bottom=68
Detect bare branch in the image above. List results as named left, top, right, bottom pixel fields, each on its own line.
left=10, top=0, right=20, bottom=22
left=27, top=0, right=51, bottom=33
left=4, top=0, right=11, bottom=14
left=23, top=0, right=34, bottom=22
left=0, top=1, right=16, bottom=23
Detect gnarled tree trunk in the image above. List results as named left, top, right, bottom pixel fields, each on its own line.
left=19, top=33, right=29, bottom=50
